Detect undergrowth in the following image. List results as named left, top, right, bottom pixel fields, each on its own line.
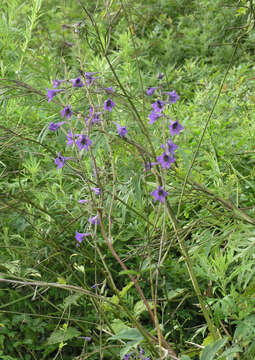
left=1, top=0, right=255, bottom=359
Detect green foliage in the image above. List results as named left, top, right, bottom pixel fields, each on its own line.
left=1, top=0, right=255, bottom=359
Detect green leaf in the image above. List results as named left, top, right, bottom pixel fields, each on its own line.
left=200, top=337, right=228, bottom=360
left=119, top=281, right=134, bottom=297
left=63, top=293, right=82, bottom=308
left=110, top=319, right=130, bottom=334
left=167, top=288, right=186, bottom=301
left=134, top=300, right=154, bottom=318
left=109, top=328, right=144, bottom=341
left=46, top=327, right=81, bottom=345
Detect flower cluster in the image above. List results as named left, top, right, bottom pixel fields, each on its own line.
left=122, top=346, right=150, bottom=360
left=46, top=72, right=129, bottom=246
left=46, top=71, right=184, bottom=246
left=146, top=76, right=184, bottom=203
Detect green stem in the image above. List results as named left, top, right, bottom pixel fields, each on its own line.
left=165, top=202, right=219, bottom=341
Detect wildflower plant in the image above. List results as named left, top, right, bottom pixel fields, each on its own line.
left=2, top=1, right=255, bottom=360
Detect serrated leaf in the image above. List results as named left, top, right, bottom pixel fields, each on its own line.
left=200, top=337, right=228, bottom=360
left=63, top=293, right=82, bottom=308
left=167, top=288, right=186, bottom=301
left=109, top=328, right=144, bottom=341
left=46, top=327, right=81, bottom=345
left=110, top=319, right=130, bottom=334
left=218, top=346, right=241, bottom=359
left=134, top=300, right=154, bottom=317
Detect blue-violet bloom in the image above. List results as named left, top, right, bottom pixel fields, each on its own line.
left=91, top=187, right=101, bottom=195
left=52, top=79, right=65, bottom=88
left=46, top=88, right=63, bottom=102
left=89, top=215, right=100, bottom=225
left=75, top=231, right=90, bottom=245
left=123, top=354, right=132, bottom=360
left=48, top=121, right=66, bottom=131
left=146, top=87, right=158, bottom=96
left=72, top=77, right=84, bottom=87
left=104, top=98, right=115, bottom=111
left=161, top=139, right=178, bottom=155
left=151, top=186, right=168, bottom=203
left=61, top=105, right=72, bottom=119
left=85, top=72, right=97, bottom=86
left=157, top=152, right=175, bottom=169
left=86, top=112, right=101, bottom=126
left=78, top=199, right=88, bottom=204
left=169, top=120, right=184, bottom=136
left=66, top=129, right=79, bottom=147
left=152, top=99, right=165, bottom=113
left=55, top=152, right=71, bottom=169
left=76, top=135, right=92, bottom=151
left=139, top=346, right=145, bottom=354
left=168, top=90, right=179, bottom=104
left=158, top=72, right=164, bottom=79
left=104, top=86, right=114, bottom=94
left=144, top=161, right=158, bottom=171
left=113, top=122, right=128, bottom=138
left=148, top=111, right=161, bottom=124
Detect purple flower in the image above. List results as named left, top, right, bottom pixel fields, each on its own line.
left=66, top=129, right=79, bottom=147
left=92, top=165, right=100, bottom=177
left=61, top=105, right=72, bottom=119
left=104, top=98, right=115, bottom=112
left=89, top=215, right=100, bottom=225
left=85, top=72, right=98, bottom=86
left=75, top=231, right=90, bottom=245
left=86, top=113, right=101, bottom=126
left=91, top=187, right=101, bottom=195
left=146, top=87, right=158, bottom=96
left=151, top=186, right=168, bottom=203
left=52, top=79, right=65, bottom=88
left=148, top=111, right=161, bottom=124
left=168, top=90, right=179, bottom=104
left=169, top=120, right=184, bottom=136
left=87, top=106, right=101, bottom=125
left=158, top=73, right=164, bottom=79
left=157, top=152, right=175, bottom=169
left=76, top=135, right=92, bottom=151
left=84, top=336, right=92, bottom=342
left=91, top=112, right=101, bottom=124
left=144, top=161, right=158, bottom=171
left=55, top=152, right=71, bottom=169
left=139, top=346, right=145, bottom=354
left=104, top=86, right=114, bottom=94
left=78, top=199, right=88, bottom=204
left=123, top=354, right=132, bottom=360
left=152, top=99, right=165, bottom=113
left=113, top=122, right=128, bottom=138
left=46, top=88, right=63, bottom=102
left=161, top=139, right=178, bottom=155
left=48, top=121, right=66, bottom=131
left=72, top=77, right=84, bottom=87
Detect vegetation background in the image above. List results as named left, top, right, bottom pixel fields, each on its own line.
left=1, top=0, right=255, bottom=359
